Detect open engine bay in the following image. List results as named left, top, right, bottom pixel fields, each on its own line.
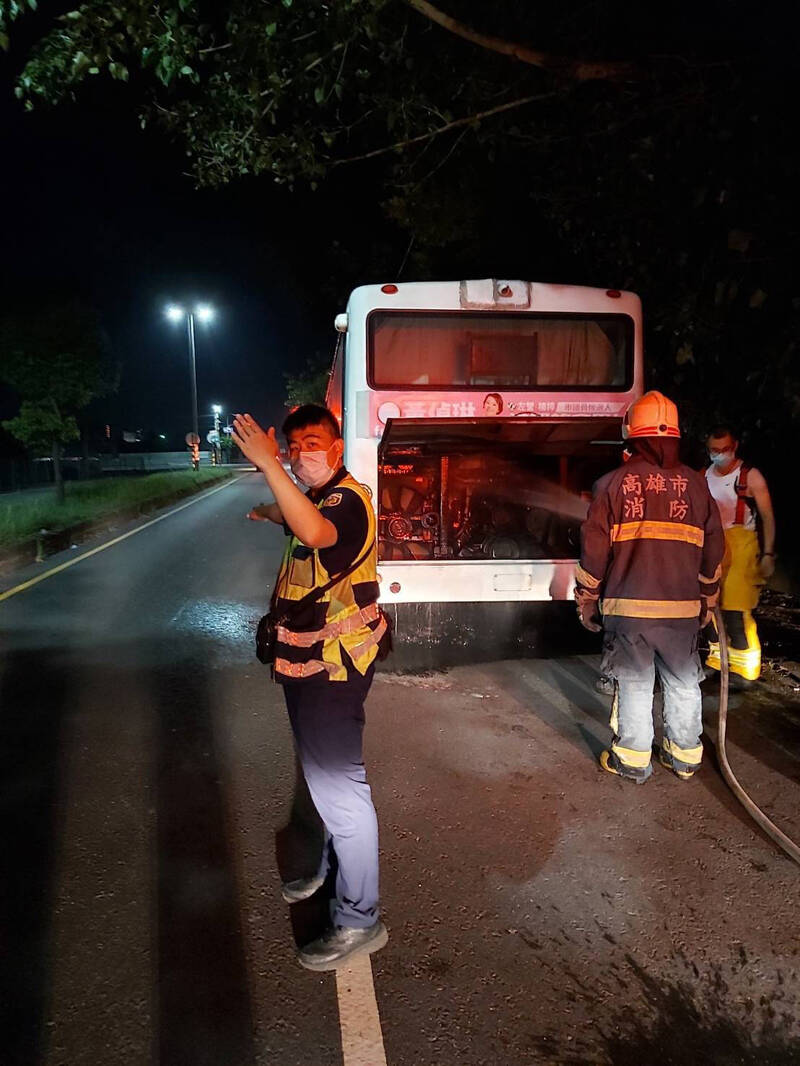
left=377, top=418, right=621, bottom=562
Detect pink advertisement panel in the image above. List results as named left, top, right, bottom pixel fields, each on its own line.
left=369, top=391, right=628, bottom=438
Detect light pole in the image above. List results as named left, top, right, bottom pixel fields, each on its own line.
left=166, top=303, right=214, bottom=470
left=212, top=403, right=222, bottom=465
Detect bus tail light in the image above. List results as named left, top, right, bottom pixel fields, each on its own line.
left=381, top=284, right=398, bottom=294
left=389, top=582, right=401, bottom=594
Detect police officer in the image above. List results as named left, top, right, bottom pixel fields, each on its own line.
left=232, top=404, right=388, bottom=971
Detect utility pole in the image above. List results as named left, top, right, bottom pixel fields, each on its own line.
left=187, top=312, right=200, bottom=470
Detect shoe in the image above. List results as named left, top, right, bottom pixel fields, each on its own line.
left=599, top=749, right=650, bottom=784
left=298, top=921, right=389, bottom=972
left=281, top=874, right=325, bottom=904
left=594, top=674, right=616, bottom=696
left=658, top=750, right=696, bottom=781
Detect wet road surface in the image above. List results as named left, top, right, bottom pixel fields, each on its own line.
left=1, top=472, right=799, bottom=1065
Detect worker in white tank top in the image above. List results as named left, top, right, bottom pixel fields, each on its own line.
left=704, top=425, right=775, bottom=685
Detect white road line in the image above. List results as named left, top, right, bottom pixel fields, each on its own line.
left=0, top=474, right=249, bottom=603
left=335, top=956, right=388, bottom=1066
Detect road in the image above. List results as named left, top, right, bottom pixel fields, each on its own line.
left=1, top=472, right=799, bottom=1066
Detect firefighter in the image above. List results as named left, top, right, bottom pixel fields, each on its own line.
left=703, top=425, right=775, bottom=686
left=232, top=404, right=388, bottom=970
left=575, top=391, right=725, bottom=783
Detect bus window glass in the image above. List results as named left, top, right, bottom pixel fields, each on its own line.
left=369, top=312, right=631, bottom=389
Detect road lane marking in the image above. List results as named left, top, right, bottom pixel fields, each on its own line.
left=335, top=956, right=388, bottom=1066
left=0, top=475, right=249, bottom=604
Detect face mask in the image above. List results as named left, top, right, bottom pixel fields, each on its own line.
left=709, top=450, right=734, bottom=467
left=291, top=447, right=337, bottom=488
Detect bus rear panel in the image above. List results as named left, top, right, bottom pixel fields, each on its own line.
left=327, top=279, right=643, bottom=659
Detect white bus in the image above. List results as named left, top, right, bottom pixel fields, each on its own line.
left=326, top=279, right=643, bottom=662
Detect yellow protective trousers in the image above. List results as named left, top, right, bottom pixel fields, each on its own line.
left=706, top=527, right=763, bottom=680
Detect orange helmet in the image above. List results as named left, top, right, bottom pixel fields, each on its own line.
left=623, top=390, right=680, bottom=439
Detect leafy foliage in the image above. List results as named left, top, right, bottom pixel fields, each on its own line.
left=0, top=302, right=119, bottom=498
left=284, top=355, right=331, bottom=407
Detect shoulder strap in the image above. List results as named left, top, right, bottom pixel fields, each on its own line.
left=277, top=538, right=376, bottom=622
left=734, top=464, right=751, bottom=525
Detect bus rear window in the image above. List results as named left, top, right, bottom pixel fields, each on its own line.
left=368, top=311, right=632, bottom=390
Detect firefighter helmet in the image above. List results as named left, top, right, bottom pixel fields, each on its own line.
left=623, top=390, right=681, bottom=439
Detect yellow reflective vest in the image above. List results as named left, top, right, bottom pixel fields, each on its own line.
left=273, top=472, right=385, bottom=683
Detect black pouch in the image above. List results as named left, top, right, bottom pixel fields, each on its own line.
left=375, top=607, right=394, bottom=661
left=255, top=611, right=280, bottom=665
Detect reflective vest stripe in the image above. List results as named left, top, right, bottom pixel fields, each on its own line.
left=276, top=602, right=381, bottom=648
left=610, top=520, right=705, bottom=547
left=602, top=597, right=700, bottom=618
left=275, top=617, right=387, bottom=680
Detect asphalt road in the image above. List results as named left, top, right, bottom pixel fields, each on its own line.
left=1, top=472, right=799, bottom=1066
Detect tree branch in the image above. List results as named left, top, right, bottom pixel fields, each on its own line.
left=332, top=92, right=554, bottom=166
left=404, top=0, right=640, bottom=82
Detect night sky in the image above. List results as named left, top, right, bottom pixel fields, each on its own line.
left=0, top=75, right=395, bottom=448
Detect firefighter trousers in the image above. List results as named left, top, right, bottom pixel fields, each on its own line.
left=283, top=666, right=379, bottom=929
left=601, top=618, right=704, bottom=779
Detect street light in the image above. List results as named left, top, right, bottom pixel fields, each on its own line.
left=164, top=303, right=215, bottom=470
left=211, top=404, right=223, bottom=465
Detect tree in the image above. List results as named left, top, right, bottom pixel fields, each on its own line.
left=0, top=302, right=118, bottom=502
left=284, top=356, right=331, bottom=408
left=2, top=1, right=797, bottom=462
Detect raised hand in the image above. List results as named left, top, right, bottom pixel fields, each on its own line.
left=231, top=414, right=280, bottom=470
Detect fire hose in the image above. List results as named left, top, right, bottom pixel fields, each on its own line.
left=713, top=606, right=800, bottom=865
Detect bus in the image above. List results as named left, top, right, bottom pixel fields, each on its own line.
left=326, top=279, right=643, bottom=662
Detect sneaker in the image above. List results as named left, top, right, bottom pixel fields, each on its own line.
left=281, top=874, right=325, bottom=904
left=298, top=921, right=389, bottom=972
left=658, top=750, right=696, bottom=780
left=599, top=749, right=650, bottom=784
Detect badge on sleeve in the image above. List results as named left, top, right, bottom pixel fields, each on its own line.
left=323, top=492, right=343, bottom=508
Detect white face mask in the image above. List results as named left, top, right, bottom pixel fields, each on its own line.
left=709, top=450, right=734, bottom=467
left=290, top=447, right=338, bottom=488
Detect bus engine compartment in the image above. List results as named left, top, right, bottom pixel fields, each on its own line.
left=377, top=418, right=621, bottom=562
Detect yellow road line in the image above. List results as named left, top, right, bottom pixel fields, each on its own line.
left=0, top=475, right=249, bottom=604
left=335, top=956, right=388, bottom=1066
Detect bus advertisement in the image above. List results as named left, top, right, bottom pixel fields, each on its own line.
left=326, top=279, right=643, bottom=662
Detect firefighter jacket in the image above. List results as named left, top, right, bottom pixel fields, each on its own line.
left=273, top=468, right=386, bottom=683
left=576, top=444, right=725, bottom=621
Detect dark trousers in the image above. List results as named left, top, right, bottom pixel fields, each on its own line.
left=282, top=667, right=379, bottom=928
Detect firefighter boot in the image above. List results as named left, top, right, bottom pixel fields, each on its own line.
left=599, top=749, right=651, bottom=784
left=658, top=737, right=702, bottom=781
left=659, top=750, right=695, bottom=780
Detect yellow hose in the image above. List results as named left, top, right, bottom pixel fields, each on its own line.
left=714, top=606, right=800, bottom=864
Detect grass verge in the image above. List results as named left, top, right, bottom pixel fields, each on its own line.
left=0, top=469, right=233, bottom=552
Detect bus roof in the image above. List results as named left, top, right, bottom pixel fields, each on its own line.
left=345, top=279, right=641, bottom=317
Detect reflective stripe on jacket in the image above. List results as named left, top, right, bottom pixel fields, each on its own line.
left=576, top=457, right=725, bottom=620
